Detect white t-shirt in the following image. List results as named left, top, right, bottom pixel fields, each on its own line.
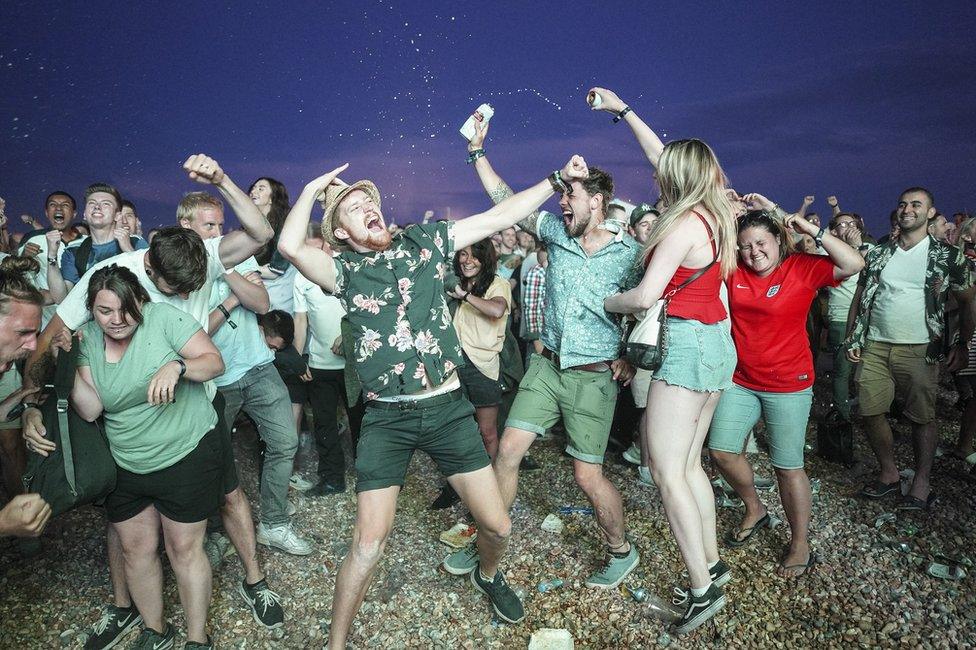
left=57, top=235, right=227, bottom=332
left=292, top=271, right=345, bottom=370
left=19, top=231, right=82, bottom=290
left=867, top=238, right=929, bottom=344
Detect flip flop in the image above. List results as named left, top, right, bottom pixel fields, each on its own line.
left=724, top=512, right=771, bottom=548
left=859, top=479, right=900, bottom=499
left=779, top=552, right=816, bottom=577
left=896, top=492, right=938, bottom=511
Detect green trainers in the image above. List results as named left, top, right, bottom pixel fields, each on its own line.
left=130, top=625, right=175, bottom=650
left=443, top=544, right=480, bottom=576
left=470, top=564, right=525, bottom=623
left=585, top=543, right=639, bottom=589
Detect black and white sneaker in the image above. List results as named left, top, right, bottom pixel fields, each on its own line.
left=679, top=559, right=732, bottom=591
left=83, top=604, right=142, bottom=650
left=239, top=578, right=285, bottom=629
left=673, top=583, right=726, bottom=634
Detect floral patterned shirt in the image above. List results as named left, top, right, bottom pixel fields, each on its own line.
left=533, top=211, right=642, bottom=367
left=846, top=235, right=973, bottom=363
left=331, top=222, right=462, bottom=400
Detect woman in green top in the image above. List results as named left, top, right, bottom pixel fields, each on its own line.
left=70, top=265, right=226, bottom=648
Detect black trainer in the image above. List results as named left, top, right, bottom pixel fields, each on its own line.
left=430, top=484, right=460, bottom=510
left=469, top=564, right=525, bottom=624
left=184, top=636, right=214, bottom=649
left=83, top=604, right=142, bottom=650
left=674, top=583, right=726, bottom=634
left=307, top=480, right=346, bottom=497
left=679, top=559, right=732, bottom=592
left=129, top=625, right=175, bottom=650
left=239, top=578, right=285, bottom=629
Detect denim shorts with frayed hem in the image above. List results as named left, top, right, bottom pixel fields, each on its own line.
left=651, top=318, right=736, bottom=394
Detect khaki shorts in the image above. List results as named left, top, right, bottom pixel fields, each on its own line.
left=0, top=368, right=23, bottom=431
left=505, top=354, right=618, bottom=464
left=856, top=341, right=937, bottom=424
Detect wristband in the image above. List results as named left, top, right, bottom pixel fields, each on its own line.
left=217, top=304, right=237, bottom=329
left=612, top=106, right=632, bottom=123
left=814, top=226, right=826, bottom=248
left=466, top=148, right=486, bottom=164
left=47, top=257, right=57, bottom=266
left=548, top=171, right=572, bottom=196
left=462, top=291, right=470, bottom=302
left=175, top=359, right=187, bottom=377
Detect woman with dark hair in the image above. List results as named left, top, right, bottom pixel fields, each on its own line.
left=707, top=194, right=863, bottom=580
left=431, top=238, right=511, bottom=509
left=68, top=264, right=226, bottom=648
left=249, top=177, right=298, bottom=312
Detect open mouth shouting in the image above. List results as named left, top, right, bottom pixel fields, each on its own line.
left=365, top=213, right=385, bottom=233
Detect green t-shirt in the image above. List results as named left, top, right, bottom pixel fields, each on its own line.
left=77, top=301, right=218, bottom=474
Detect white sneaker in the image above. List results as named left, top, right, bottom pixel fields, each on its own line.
left=256, top=522, right=314, bottom=556
left=638, top=465, right=657, bottom=488
left=287, top=501, right=297, bottom=517
left=289, top=473, right=315, bottom=491
left=623, top=443, right=641, bottom=465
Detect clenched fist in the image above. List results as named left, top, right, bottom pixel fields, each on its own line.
left=183, top=154, right=226, bottom=185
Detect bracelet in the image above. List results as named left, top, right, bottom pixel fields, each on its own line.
left=547, top=171, right=566, bottom=195
left=462, top=291, right=470, bottom=302
left=175, top=359, right=187, bottom=377
left=217, top=304, right=237, bottom=329
left=612, top=106, right=632, bottom=123
left=47, top=257, right=57, bottom=266
left=814, top=226, right=826, bottom=248
left=466, top=149, right=486, bottom=164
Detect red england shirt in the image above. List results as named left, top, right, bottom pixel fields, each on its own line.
left=727, top=254, right=840, bottom=392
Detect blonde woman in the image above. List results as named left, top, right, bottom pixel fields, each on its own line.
left=593, top=87, right=738, bottom=634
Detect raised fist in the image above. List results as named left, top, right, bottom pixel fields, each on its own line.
left=561, top=155, right=589, bottom=182
left=45, top=229, right=62, bottom=255
left=803, top=195, right=815, bottom=205
left=826, top=195, right=838, bottom=207
left=587, top=87, right=627, bottom=114
left=183, top=154, right=226, bottom=185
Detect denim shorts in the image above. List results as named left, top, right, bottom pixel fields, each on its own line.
left=652, top=318, right=736, bottom=393
left=708, top=384, right=813, bottom=469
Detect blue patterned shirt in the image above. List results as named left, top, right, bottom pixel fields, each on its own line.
left=534, top=211, right=642, bottom=367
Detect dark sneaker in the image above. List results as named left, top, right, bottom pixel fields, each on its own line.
left=430, top=484, right=460, bottom=510
left=184, top=636, right=213, bottom=649
left=307, top=480, right=346, bottom=497
left=519, top=456, right=541, bottom=471
left=83, top=604, right=142, bottom=650
left=443, top=544, right=480, bottom=576
left=673, top=584, right=726, bottom=635
left=129, top=625, right=175, bottom=650
left=469, top=564, right=525, bottom=623
left=239, top=578, right=285, bottom=629
left=679, top=559, right=732, bottom=591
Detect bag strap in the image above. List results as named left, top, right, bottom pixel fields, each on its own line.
left=55, top=343, right=80, bottom=495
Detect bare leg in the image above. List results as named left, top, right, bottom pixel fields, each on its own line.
left=328, top=486, right=399, bottom=650
left=862, top=413, right=899, bottom=484
left=774, top=468, right=811, bottom=576
left=573, top=460, right=626, bottom=548
left=160, top=516, right=210, bottom=643
left=449, top=466, right=511, bottom=576
left=474, top=406, right=500, bottom=460
left=711, top=450, right=767, bottom=541
left=220, top=487, right=264, bottom=584
left=684, top=392, right=721, bottom=565
left=909, top=421, right=937, bottom=500
left=106, top=523, right=133, bottom=608
left=645, top=382, right=713, bottom=589
left=492, top=427, right=536, bottom=510
left=113, top=508, right=164, bottom=632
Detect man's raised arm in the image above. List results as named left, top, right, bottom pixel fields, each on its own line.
left=454, top=156, right=588, bottom=251
left=181, top=154, right=274, bottom=269
left=277, top=164, right=349, bottom=293
left=464, top=112, right=541, bottom=233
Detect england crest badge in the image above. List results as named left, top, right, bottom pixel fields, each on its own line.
left=766, top=284, right=781, bottom=298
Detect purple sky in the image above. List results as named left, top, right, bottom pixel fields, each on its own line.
left=2, top=1, right=975, bottom=237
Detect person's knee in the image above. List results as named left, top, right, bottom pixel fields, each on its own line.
left=709, top=449, right=739, bottom=470
left=121, top=531, right=158, bottom=561
left=351, top=526, right=391, bottom=565
left=222, top=487, right=249, bottom=515
left=495, top=435, right=526, bottom=470
left=573, top=464, right=603, bottom=494
left=164, top=532, right=205, bottom=565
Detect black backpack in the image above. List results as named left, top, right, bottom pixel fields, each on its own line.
left=22, top=343, right=117, bottom=517
left=73, top=236, right=141, bottom=280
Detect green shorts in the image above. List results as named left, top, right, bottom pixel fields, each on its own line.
left=505, top=354, right=618, bottom=464
left=355, top=390, right=490, bottom=493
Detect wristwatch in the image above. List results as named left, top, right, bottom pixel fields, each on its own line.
left=47, top=257, right=57, bottom=265
left=814, top=227, right=826, bottom=249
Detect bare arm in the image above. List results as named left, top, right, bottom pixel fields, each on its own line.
left=785, top=213, right=864, bottom=280
left=70, top=366, right=104, bottom=422
left=208, top=293, right=240, bottom=333
left=605, top=221, right=694, bottom=314
left=448, top=285, right=508, bottom=319
left=23, top=313, right=71, bottom=391
left=796, top=196, right=814, bottom=219
left=181, top=154, right=274, bottom=269
left=826, top=196, right=841, bottom=217
left=588, top=87, right=665, bottom=167
left=224, top=270, right=269, bottom=314
left=293, top=311, right=309, bottom=356
left=277, top=164, right=350, bottom=293
left=177, top=329, right=225, bottom=381
left=454, top=156, right=588, bottom=251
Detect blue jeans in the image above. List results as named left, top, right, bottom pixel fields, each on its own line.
left=218, top=363, right=298, bottom=526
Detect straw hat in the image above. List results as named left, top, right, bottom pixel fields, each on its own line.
left=319, top=180, right=382, bottom=248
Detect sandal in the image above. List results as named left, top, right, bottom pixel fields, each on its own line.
left=724, top=512, right=771, bottom=548
left=859, top=479, right=900, bottom=499
left=779, top=551, right=816, bottom=577
left=896, top=492, right=937, bottom=511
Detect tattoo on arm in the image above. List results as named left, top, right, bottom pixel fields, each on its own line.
left=488, top=182, right=514, bottom=205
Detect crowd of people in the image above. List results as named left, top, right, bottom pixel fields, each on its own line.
left=0, top=85, right=973, bottom=647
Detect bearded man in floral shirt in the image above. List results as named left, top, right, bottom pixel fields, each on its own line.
left=278, top=157, right=590, bottom=648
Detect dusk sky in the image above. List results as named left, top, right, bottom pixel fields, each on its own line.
left=2, top=1, right=974, bottom=236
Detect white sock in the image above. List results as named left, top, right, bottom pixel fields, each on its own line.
left=707, top=560, right=720, bottom=571
left=691, top=584, right=711, bottom=598
left=479, top=569, right=494, bottom=582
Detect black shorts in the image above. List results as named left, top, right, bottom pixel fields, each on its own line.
left=283, top=378, right=308, bottom=405
left=458, top=354, right=503, bottom=408
left=212, top=391, right=240, bottom=495
left=106, top=428, right=225, bottom=524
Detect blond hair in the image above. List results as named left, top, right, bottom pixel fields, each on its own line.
left=176, top=192, right=223, bottom=224
left=642, top=139, right=738, bottom=278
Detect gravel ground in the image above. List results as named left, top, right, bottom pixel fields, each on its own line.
left=2, top=374, right=975, bottom=649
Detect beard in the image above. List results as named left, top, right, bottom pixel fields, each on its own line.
left=566, top=212, right=591, bottom=238
left=356, top=229, right=393, bottom=252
